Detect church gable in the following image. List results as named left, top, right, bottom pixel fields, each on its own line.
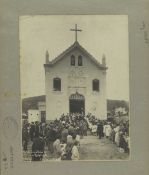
left=44, top=41, right=107, bottom=70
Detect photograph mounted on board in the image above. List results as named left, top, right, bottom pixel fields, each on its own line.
left=20, top=15, right=130, bottom=161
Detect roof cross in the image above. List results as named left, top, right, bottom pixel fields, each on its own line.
left=70, top=24, right=82, bottom=42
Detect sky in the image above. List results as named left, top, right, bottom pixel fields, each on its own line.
left=20, top=15, right=129, bottom=101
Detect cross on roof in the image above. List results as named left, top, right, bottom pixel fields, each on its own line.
left=70, top=24, right=82, bottom=42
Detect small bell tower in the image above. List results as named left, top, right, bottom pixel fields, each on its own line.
left=102, top=54, right=106, bottom=66
left=45, top=50, right=49, bottom=64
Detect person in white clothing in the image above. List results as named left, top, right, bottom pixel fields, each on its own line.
left=67, top=134, right=73, bottom=144
left=53, top=138, right=62, bottom=159
left=104, top=122, right=112, bottom=138
left=114, top=125, right=120, bottom=146
left=71, top=141, right=80, bottom=160
left=91, top=124, right=97, bottom=136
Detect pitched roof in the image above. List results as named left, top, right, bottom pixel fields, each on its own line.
left=44, top=41, right=107, bottom=70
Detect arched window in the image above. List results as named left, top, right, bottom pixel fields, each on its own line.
left=92, top=79, right=100, bottom=91
left=71, top=55, right=75, bottom=66
left=78, top=55, right=83, bottom=66
left=53, top=78, right=61, bottom=91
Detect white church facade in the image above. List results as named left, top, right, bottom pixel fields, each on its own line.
left=44, top=40, right=108, bottom=121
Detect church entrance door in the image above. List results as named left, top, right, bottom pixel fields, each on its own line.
left=69, top=92, right=85, bottom=114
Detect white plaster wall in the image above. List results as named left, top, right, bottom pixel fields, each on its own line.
left=28, top=109, right=40, bottom=123
left=45, top=47, right=107, bottom=120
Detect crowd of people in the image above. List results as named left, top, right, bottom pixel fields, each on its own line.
left=22, top=113, right=87, bottom=161
left=87, top=114, right=130, bottom=153
left=22, top=113, right=130, bottom=161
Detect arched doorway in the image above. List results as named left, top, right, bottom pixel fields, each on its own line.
left=69, top=92, right=85, bottom=114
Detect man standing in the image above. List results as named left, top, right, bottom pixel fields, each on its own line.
left=22, top=126, right=29, bottom=151
left=31, top=133, right=45, bottom=161
left=34, top=121, right=40, bottom=138
left=97, top=122, right=104, bottom=139
left=47, top=124, right=57, bottom=154
left=61, top=126, right=68, bottom=143
left=30, top=122, right=35, bottom=141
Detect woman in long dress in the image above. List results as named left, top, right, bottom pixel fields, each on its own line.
left=114, top=125, right=120, bottom=146
left=53, top=138, right=62, bottom=159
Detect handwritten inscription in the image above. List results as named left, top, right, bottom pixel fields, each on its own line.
left=140, top=21, right=149, bottom=45
left=10, top=146, right=14, bottom=168
left=2, top=147, right=14, bottom=171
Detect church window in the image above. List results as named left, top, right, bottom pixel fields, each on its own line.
left=92, top=79, right=100, bottom=91
left=78, top=55, right=83, bottom=66
left=71, top=55, right=75, bottom=66
left=53, top=78, right=61, bottom=91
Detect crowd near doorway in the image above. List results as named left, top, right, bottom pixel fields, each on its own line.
left=69, top=92, right=85, bottom=114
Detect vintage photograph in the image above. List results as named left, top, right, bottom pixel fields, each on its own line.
left=20, top=15, right=130, bottom=161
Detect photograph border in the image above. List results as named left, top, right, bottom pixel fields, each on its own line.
left=0, top=0, right=149, bottom=175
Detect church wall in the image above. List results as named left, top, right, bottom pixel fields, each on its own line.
left=45, top=47, right=107, bottom=120
left=45, top=73, right=69, bottom=120
left=38, top=101, right=46, bottom=121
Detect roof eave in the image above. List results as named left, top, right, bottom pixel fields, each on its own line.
left=44, top=64, right=53, bottom=67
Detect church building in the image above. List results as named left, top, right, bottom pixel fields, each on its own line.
left=44, top=25, right=108, bottom=121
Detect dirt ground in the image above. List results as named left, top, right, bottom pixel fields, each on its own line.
left=79, top=135, right=129, bottom=160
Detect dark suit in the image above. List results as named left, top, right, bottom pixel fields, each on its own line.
left=97, top=123, right=104, bottom=139
left=32, top=137, right=45, bottom=161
